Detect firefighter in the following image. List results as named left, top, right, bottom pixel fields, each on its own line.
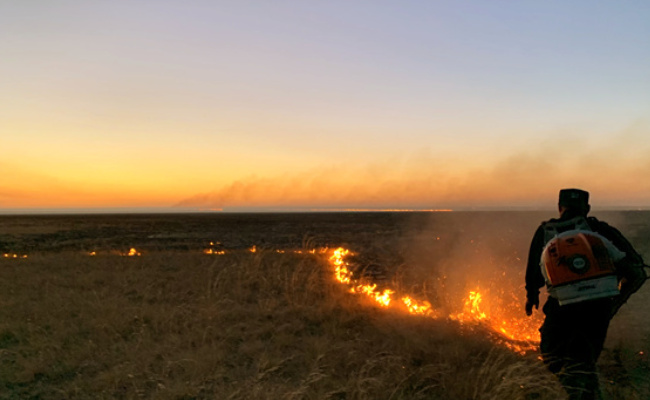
left=525, top=188, right=646, bottom=400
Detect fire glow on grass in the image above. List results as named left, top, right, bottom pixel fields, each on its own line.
left=329, top=247, right=542, bottom=354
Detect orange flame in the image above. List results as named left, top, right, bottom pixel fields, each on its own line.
left=123, top=248, right=141, bottom=257
left=328, top=247, right=541, bottom=354
left=402, top=296, right=434, bottom=316
left=329, top=248, right=395, bottom=307
left=354, top=283, right=394, bottom=307
left=331, top=248, right=353, bottom=284
left=452, top=291, right=487, bottom=321
left=249, top=245, right=257, bottom=253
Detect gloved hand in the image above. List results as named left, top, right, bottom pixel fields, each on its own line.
left=525, top=297, right=539, bottom=316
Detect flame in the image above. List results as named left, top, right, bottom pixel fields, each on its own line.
left=452, top=291, right=487, bottom=321
left=89, top=251, right=97, bottom=256
left=331, top=248, right=353, bottom=284
left=402, top=296, right=434, bottom=316
left=123, top=248, right=141, bottom=257
left=327, top=247, right=541, bottom=354
left=329, top=248, right=394, bottom=306
left=451, top=288, right=542, bottom=348
left=354, top=283, right=394, bottom=307
left=249, top=245, right=257, bottom=253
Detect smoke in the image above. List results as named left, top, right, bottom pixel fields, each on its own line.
left=176, top=125, right=650, bottom=210
left=395, top=212, right=546, bottom=311
left=0, top=162, right=71, bottom=206
left=395, top=208, right=650, bottom=347
left=0, top=161, right=149, bottom=209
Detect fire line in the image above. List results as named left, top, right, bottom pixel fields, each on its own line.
left=328, top=247, right=541, bottom=354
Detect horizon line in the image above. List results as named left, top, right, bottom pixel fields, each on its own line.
left=2, top=205, right=650, bottom=215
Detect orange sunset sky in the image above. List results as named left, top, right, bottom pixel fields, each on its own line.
left=2, top=2, right=649, bottom=212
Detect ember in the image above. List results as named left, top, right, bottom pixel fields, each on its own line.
left=204, top=242, right=226, bottom=255
left=2, top=253, right=27, bottom=259
left=204, top=249, right=226, bottom=255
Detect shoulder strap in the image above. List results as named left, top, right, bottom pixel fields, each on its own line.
left=542, top=216, right=591, bottom=244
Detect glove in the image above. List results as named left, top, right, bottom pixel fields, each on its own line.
left=525, top=297, right=539, bottom=316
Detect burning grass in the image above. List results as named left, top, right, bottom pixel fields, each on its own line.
left=0, top=247, right=648, bottom=399
left=330, top=247, right=542, bottom=354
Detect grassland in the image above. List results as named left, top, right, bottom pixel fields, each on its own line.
left=1, top=212, right=649, bottom=399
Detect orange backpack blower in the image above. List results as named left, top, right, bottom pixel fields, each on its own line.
left=540, top=217, right=625, bottom=305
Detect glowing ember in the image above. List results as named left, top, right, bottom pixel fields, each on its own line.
left=3, top=253, right=27, bottom=259
left=204, top=249, right=226, bottom=255
left=293, top=249, right=318, bottom=254
left=327, top=247, right=542, bottom=354
left=203, top=242, right=226, bottom=255
left=89, top=251, right=97, bottom=256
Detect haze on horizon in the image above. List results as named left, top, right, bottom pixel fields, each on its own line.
left=2, top=1, right=649, bottom=213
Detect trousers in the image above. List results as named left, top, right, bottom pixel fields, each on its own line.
left=539, top=297, right=612, bottom=400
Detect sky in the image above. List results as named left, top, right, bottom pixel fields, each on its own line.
left=1, top=1, right=650, bottom=212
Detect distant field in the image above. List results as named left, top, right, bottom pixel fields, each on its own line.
left=1, top=212, right=649, bottom=399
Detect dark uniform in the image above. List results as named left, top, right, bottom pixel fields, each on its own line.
left=525, top=189, right=646, bottom=400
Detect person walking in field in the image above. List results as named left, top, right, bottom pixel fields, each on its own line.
left=525, top=188, right=647, bottom=400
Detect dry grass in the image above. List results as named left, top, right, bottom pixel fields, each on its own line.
left=0, top=248, right=645, bottom=399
